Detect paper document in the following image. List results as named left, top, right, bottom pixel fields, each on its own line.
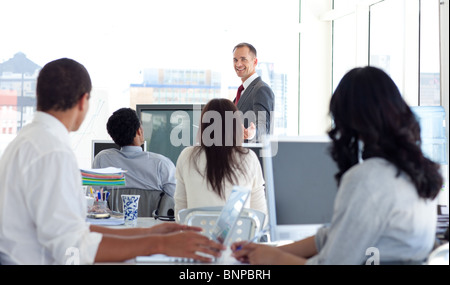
left=81, top=167, right=127, bottom=174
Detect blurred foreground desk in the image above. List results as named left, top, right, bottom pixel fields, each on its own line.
left=93, top=217, right=241, bottom=265
left=88, top=215, right=166, bottom=228
left=113, top=217, right=165, bottom=228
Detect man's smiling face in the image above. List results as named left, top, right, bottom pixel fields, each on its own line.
left=233, top=46, right=257, bottom=82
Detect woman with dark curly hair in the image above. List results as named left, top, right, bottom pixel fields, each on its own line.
left=232, top=66, right=443, bottom=265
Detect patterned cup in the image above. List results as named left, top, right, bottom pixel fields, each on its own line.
left=121, top=195, right=140, bottom=226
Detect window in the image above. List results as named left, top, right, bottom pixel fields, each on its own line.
left=369, top=0, right=421, bottom=105
left=419, top=0, right=441, bottom=106
left=0, top=0, right=300, bottom=167
left=1, top=0, right=446, bottom=170
left=332, top=0, right=442, bottom=106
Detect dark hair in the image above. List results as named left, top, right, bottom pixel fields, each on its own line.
left=328, top=66, right=443, bottom=199
left=233, top=42, right=257, bottom=58
left=192, top=98, right=249, bottom=198
left=36, top=58, right=91, bottom=111
left=107, top=108, right=141, bottom=147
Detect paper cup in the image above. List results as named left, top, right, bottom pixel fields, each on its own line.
left=121, top=195, right=140, bottom=226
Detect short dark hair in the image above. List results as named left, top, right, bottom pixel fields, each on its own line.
left=233, top=42, right=257, bottom=58
left=36, top=58, right=91, bottom=111
left=107, top=108, right=141, bottom=147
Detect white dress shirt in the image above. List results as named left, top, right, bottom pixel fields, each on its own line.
left=174, top=146, right=267, bottom=220
left=241, top=72, right=259, bottom=97
left=0, top=112, right=102, bottom=265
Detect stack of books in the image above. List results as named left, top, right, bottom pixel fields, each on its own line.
left=80, top=167, right=126, bottom=186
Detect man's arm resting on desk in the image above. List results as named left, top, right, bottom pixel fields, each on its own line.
left=94, top=232, right=166, bottom=262
left=90, top=223, right=200, bottom=236
left=91, top=224, right=225, bottom=263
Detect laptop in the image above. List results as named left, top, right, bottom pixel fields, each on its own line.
left=135, top=185, right=251, bottom=263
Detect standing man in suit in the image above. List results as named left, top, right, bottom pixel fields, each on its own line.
left=233, top=42, right=274, bottom=142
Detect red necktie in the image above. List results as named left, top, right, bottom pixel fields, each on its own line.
left=235, top=84, right=244, bottom=105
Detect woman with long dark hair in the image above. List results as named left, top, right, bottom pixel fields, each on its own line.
left=232, top=66, right=443, bottom=265
left=174, top=98, right=267, bottom=219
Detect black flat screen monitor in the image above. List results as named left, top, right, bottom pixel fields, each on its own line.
left=92, top=140, right=146, bottom=164
left=136, top=104, right=204, bottom=165
left=262, top=136, right=339, bottom=242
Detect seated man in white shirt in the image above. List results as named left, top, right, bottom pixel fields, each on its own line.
left=93, top=107, right=176, bottom=196
left=0, top=58, right=224, bottom=265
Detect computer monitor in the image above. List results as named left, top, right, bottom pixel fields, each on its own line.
left=91, top=140, right=147, bottom=164
left=262, top=136, right=339, bottom=242
left=136, top=104, right=203, bottom=165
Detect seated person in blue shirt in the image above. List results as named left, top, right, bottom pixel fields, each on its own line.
left=93, top=108, right=176, bottom=197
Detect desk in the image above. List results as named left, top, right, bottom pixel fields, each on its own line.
left=94, top=217, right=242, bottom=265
left=109, top=217, right=165, bottom=228
left=88, top=214, right=166, bottom=228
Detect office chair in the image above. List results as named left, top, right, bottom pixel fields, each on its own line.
left=177, top=206, right=266, bottom=243
left=107, top=188, right=174, bottom=218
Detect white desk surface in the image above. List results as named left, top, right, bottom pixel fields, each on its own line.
left=111, top=216, right=165, bottom=228
left=94, top=217, right=292, bottom=265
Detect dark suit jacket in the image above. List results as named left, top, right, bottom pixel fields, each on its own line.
left=233, top=76, right=274, bottom=142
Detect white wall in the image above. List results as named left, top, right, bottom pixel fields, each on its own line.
left=70, top=88, right=111, bottom=169
left=298, top=0, right=449, bottom=205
